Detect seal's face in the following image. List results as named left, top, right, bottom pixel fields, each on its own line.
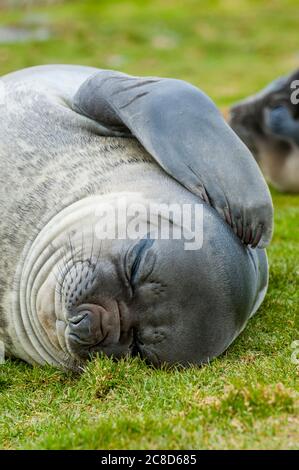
left=28, top=192, right=265, bottom=369
left=60, top=236, right=211, bottom=366
left=47, top=221, right=255, bottom=368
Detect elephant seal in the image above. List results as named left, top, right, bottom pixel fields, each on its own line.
left=229, top=69, right=299, bottom=193
left=0, top=65, right=273, bottom=369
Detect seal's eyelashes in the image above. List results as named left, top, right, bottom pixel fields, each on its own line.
left=124, top=238, right=155, bottom=291
left=130, top=247, right=143, bottom=285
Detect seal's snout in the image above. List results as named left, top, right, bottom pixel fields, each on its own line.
left=68, top=305, right=103, bottom=345
left=68, top=303, right=119, bottom=348
left=66, top=301, right=135, bottom=360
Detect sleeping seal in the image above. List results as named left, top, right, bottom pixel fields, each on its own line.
left=0, top=65, right=273, bottom=369
left=229, top=69, right=299, bottom=193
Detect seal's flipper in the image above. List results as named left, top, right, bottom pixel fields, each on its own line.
left=73, top=70, right=273, bottom=248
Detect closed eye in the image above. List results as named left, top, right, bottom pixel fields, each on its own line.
left=126, top=237, right=155, bottom=288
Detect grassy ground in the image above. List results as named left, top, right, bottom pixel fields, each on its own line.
left=0, top=0, right=298, bottom=450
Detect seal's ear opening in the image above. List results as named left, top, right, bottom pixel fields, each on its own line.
left=73, top=70, right=273, bottom=249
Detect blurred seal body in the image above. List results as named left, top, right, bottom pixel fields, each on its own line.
left=229, top=69, right=299, bottom=192
left=0, top=65, right=272, bottom=369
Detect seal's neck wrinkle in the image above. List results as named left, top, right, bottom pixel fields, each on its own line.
left=12, top=192, right=145, bottom=367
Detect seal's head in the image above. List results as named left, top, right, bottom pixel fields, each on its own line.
left=32, top=193, right=267, bottom=369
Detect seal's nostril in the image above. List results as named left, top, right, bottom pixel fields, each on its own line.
left=68, top=304, right=105, bottom=346
left=68, top=312, right=92, bottom=337
left=69, top=311, right=89, bottom=325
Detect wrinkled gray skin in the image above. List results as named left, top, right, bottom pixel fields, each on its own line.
left=229, top=69, right=299, bottom=193
left=0, top=65, right=272, bottom=370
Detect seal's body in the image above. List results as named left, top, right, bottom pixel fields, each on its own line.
left=0, top=66, right=272, bottom=369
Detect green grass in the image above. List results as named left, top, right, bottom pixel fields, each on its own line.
left=0, top=0, right=298, bottom=450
